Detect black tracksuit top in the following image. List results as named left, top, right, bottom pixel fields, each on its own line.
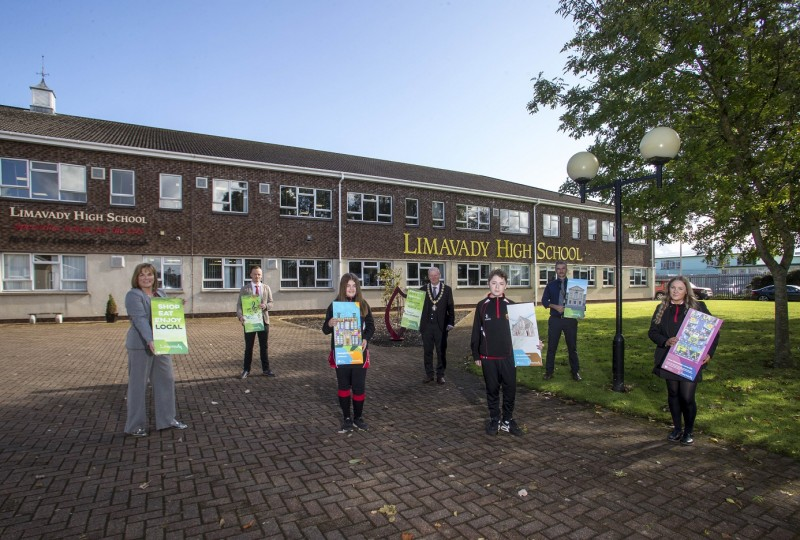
left=470, top=294, right=515, bottom=360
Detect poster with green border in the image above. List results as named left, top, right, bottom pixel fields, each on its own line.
left=151, top=298, right=189, bottom=355
left=241, top=294, right=265, bottom=333
left=400, top=289, right=425, bottom=330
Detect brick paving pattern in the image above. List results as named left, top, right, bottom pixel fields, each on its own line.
left=0, top=317, right=798, bottom=539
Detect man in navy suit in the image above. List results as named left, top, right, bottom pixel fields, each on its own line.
left=419, top=267, right=455, bottom=385
left=541, top=261, right=582, bottom=381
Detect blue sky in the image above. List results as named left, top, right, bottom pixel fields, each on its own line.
left=1, top=0, right=683, bottom=255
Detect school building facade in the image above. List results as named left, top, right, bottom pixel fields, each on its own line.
left=0, top=87, right=655, bottom=322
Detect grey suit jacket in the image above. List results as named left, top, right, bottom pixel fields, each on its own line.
left=235, top=283, right=274, bottom=324
left=125, top=287, right=166, bottom=351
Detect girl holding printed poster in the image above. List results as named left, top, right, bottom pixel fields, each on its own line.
left=648, top=276, right=719, bottom=446
left=322, top=274, right=375, bottom=433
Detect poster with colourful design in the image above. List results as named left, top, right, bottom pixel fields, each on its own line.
left=151, top=298, right=188, bottom=355
left=563, top=278, right=588, bottom=319
left=661, top=308, right=723, bottom=381
left=400, top=289, right=425, bottom=330
left=333, top=301, right=364, bottom=365
left=507, top=303, right=542, bottom=367
left=241, top=294, right=265, bottom=333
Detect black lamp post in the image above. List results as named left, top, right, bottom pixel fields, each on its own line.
left=566, top=127, right=681, bottom=392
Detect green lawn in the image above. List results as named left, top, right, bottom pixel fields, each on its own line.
left=479, top=300, right=800, bottom=459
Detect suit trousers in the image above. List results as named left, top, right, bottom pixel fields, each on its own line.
left=125, top=349, right=177, bottom=432
left=545, top=316, right=580, bottom=374
left=422, top=323, right=447, bottom=376
left=243, top=325, right=269, bottom=372
left=481, top=356, right=516, bottom=421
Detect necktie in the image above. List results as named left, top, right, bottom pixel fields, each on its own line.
left=255, top=285, right=260, bottom=296
left=433, top=286, right=438, bottom=297
left=560, top=280, right=566, bottom=305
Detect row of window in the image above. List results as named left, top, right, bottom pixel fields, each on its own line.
left=1, top=253, right=650, bottom=292
left=542, top=213, right=647, bottom=244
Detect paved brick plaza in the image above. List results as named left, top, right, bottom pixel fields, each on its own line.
left=0, top=317, right=797, bottom=539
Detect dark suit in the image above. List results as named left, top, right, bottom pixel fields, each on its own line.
left=419, top=283, right=455, bottom=378
left=541, top=277, right=580, bottom=375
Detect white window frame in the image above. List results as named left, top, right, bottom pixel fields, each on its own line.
left=347, top=192, right=393, bottom=223
left=144, top=256, right=183, bottom=290
left=588, top=219, right=597, bottom=240
left=406, top=262, right=445, bottom=287
left=602, top=220, right=616, bottom=242
left=543, top=214, right=560, bottom=237
left=281, top=259, right=333, bottom=288
left=159, top=174, right=182, bottom=210
left=196, top=177, right=208, bottom=189
left=603, top=267, right=615, bottom=286
left=212, top=179, right=248, bottom=214
left=91, top=167, right=106, bottom=180
left=629, top=267, right=648, bottom=286
left=500, top=209, right=530, bottom=234
left=572, top=217, right=580, bottom=239
left=432, top=201, right=445, bottom=228
left=348, top=260, right=392, bottom=288
left=202, top=257, right=261, bottom=289
left=628, top=225, right=647, bottom=244
left=0, top=158, right=87, bottom=202
left=1, top=253, right=87, bottom=291
left=456, top=204, right=490, bottom=231
left=405, top=198, right=419, bottom=226
left=457, top=262, right=490, bottom=287
left=110, top=169, right=135, bottom=206
left=500, top=264, right=531, bottom=287
left=538, top=264, right=556, bottom=285
left=279, top=185, right=332, bottom=219
left=572, top=265, right=596, bottom=287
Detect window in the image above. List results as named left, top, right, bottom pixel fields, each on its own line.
left=500, top=264, right=531, bottom=287
left=603, top=267, right=615, bottom=286
left=628, top=225, right=647, bottom=244
left=543, top=214, right=559, bottom=237
left=2, top=253, right=87, bottom=291
left=405, top=198, right=419, bottom=226
left=159, top=174, right=182, bottom=209
left=281, top=259, right=333, bottom=288
left=572, top=217, right=580, bottom=239
left=538, top=264, right=556, bottom=285
left=588, top=219, right=597, bottom=240
left=660, top=260, right=679, bottom=270
left=110, top=169, right=135, bottom=206
left=144, top=256, right=183, bottom=289
left=572, top=265, right=596, bottom=286
left=456, top=204, right=490, bottom=231
left=0, top=158, right=87, bottom=202
left=406, top=262, right=445, bottom=287
left=279, top=186, right=332, bottom=219
left=457, top=263, right=490, bottom=286
left=629, top=268, right=648, bottom=286
left=348, top=261, right=392, bottom=287
left=202, top=257, right=261, bottom=289
left=212, top=179, right=248, bottom=213
left=602, top=220, right=615, bottom=242
left=91, top=167, right=105, bottom=180
left=347, top=192, right=392, bottom=223
left=432, top=201, right=445, bottom=228
left=500, top=209, right=530, bottom=234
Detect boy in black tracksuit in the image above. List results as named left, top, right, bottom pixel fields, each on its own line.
left=470, top=268, right=524, bottom=436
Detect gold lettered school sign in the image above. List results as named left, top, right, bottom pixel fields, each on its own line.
left=402, top=233, right=533, bottom=260
left=537, top=241, right=584, bottom=262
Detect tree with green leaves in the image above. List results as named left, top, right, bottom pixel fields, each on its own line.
left=529, top=0, right=799, bottom=368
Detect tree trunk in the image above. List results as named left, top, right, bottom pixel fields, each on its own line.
left=770, top=267, right=794, bottom=369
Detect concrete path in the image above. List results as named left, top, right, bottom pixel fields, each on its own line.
left=0, top=318, right=797, bottom=539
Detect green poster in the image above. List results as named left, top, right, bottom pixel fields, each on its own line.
left=241, top=294, right=265, bottom=333
left=400, top=289, right=425, bottom=331
left=151, top=298, right=189, bottom=355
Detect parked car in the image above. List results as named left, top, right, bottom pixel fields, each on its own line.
left=716, top=282, right=744, bottom=296
left=750, top=284, right=800, bottom=301
left=654, top=279, right=713, bottom=300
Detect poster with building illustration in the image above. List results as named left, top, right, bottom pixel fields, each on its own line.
left=507, top=303, right=542, bottom=367
left=661, top=308, right=723, bottom=381
left=563, top=278, right=588, bottom=319
left=333, top=301, right=364, bottom=365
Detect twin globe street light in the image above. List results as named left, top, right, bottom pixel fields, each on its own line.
left=566, top=127, right=681, bottom=392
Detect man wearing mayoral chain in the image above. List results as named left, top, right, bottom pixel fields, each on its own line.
left=419, top=267, right=455, bottom=384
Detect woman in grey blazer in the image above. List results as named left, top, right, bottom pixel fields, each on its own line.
left=124, top=262, right=188, bottom=437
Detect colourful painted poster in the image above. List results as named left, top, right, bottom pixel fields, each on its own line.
left=507, top=303, right=542, bottom=367
left=400, top=289, right=425, bottom=330
left=333, top=301, right=364, bottom=365
left=241, top=294, right=265, bottom=333
left=563, top=278, right=588, bottom=319
left=661, top=308, right=723, bottom=381
left=151, top=298, right=188, bottom=355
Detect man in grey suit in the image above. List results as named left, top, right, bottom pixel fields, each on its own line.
left=236, top=266, right=275, bottom=378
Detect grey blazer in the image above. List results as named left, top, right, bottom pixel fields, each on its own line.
left=125, top=287, right=166, bottom=350
left=235, top=283, right=274, bottom=324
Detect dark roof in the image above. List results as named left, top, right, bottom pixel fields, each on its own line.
left=0, top=104, right=601, bottom=207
